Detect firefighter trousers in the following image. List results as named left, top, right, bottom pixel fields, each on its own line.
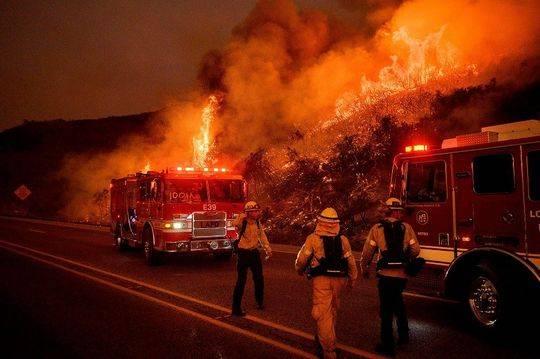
left=232, top=249, right=264, bottom=311
left=311, top=276, right=347, bottom=359
left=377, top=276, right=409, bottom=346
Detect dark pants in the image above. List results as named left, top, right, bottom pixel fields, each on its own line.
left=378, top=276, right=409, bottom=346
left=232, top=249, right=264, bottom=311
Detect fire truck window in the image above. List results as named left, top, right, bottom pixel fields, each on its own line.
left=150, top=179, right=160, bottom=200
left=406, top=161, right=447, bottom=203
left=165, top=180, right=207, bottom=203
left=208, top=180, right=245, bottom=202
left=473, top=154, right=515, bottom=194
left=528, top=151, right=540, bottom=200
left=140, top=181, right=152, bottom=200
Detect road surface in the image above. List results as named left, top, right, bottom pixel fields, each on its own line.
left=0, top=217, right=535, bottom=358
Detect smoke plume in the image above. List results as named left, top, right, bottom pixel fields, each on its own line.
left=60, top=0, right=540, bottom=221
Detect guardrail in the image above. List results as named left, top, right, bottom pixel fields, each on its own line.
left=0, top=215, right=110, bottom=233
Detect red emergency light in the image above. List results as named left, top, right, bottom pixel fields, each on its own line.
left=405, top=144, right=428, bottom=153
left=173, top=166, right=228, bottom=173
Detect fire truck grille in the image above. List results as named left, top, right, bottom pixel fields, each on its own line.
left=192, top=212, right=227, bottom=238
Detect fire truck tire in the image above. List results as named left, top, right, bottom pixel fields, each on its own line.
left=466, top=265, right=509, bottom=330
left=143, top=227, right=160, bottom=266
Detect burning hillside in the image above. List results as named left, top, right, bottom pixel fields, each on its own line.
left=25, top=0, right=538, bottom=243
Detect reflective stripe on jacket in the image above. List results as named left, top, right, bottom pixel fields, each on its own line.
left=360, top=217, right=420, bottom=278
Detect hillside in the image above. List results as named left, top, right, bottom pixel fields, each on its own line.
left=0, top=113, right=157, bottom=219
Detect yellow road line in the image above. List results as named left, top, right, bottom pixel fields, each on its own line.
left=0, top=240, right=378, bottom=358
left=0, top=243, right=316, bottom=359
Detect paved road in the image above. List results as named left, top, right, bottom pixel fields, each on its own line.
left=0, top=218, right=535, bottom=358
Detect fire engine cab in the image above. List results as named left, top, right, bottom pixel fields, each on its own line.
left=110, top=167, right=246, bottom=265
left=391, top=120, right=540, bottom=328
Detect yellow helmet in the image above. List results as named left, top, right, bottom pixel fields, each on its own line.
left=385, top=197, right=404, bottom=210
left=244, top=201, right=261, bottom=212
left=317, top=207, right=340, bottom=223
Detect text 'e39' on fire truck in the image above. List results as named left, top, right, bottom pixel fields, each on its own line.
left=391, top=119, right=540, bottom=329
left=110, top=167, right=246, bottom=265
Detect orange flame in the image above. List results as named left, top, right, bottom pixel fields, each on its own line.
left=143, top=161, right=151, bottom=173
left=361, top=27, right=458, bottom=103
left=193, top=95, right=218, bottom=168
left=329, top=27, right=478, bottom=127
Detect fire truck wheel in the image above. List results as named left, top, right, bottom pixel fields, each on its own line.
left=143, top=227, right=160, bottom=266
left=467, top=266, right=507, bottom=329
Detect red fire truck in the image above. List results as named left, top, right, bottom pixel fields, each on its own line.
left=110, top=167, right=246, bottom=265
left=390, top=120, right=540, bottom=328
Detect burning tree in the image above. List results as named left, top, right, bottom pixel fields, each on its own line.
left=242, top=118, right=409, bottom=248
left=193, top=95, right=220, bottom=168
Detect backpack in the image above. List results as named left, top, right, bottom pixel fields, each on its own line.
left=376, top=220, right=407, bottom=271
left=307, top=235, right=349, bottom=278
left=232, top=219, right=260, bottom=253
left=376, top=220, right=425, bottom=276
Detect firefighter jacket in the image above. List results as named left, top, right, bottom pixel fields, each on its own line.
left=360, top=217, right=420, bottom=279
left=295, top=223, right=358, bottom=282
left=234, top=214, right=272, bottom=254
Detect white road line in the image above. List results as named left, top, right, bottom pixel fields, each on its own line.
left=0, top=216, right=457, bottom=305
left=0, top=243, right=316, bottom=359
left=0, top=216, right=109, bottom=232
left=402, top=291, right=458, bottom=304
left=28, top=229, right=46, bottom=234
left=0, top=240, right=379, bottom=359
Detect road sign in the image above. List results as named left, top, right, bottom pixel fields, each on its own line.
left=14, top=185, right=32, bottom=201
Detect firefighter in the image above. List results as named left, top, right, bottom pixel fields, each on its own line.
left=231, top=201, right=272, bottom=316
left=295, top=208, right=358, bottom=359
left=360, top=198, right=420, bottom=356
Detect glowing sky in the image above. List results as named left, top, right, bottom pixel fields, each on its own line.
left=0, top=0, right=390, bottom=131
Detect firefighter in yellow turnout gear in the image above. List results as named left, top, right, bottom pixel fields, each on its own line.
left=295, top=208, right=358, bottom=359
left=232, top=201, right=272, bottom=316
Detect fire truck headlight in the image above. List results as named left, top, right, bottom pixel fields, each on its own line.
left=172, top=222, right=185, bottom=229
left=172, top=220, right=191, bottom=230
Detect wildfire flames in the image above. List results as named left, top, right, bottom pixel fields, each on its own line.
left=58, top=0, right=540, bottom=223
left=360, top=27, right=465, bottom=103
left=328, top=26, right=478, bottom=130
left=192, top=95, right=219, bottom=168
left=143, top=161, right=151, bottom=173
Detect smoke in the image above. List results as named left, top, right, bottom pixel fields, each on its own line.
left=199, top=0, right=540, bottom=157
left=60, top=0, right=540, bottom=221
left=59, top=101, right=206, bottom=220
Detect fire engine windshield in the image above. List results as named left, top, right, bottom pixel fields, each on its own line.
left=208, top=180, right=245, bottom=202
left=165, top=180, right=207, bottom=203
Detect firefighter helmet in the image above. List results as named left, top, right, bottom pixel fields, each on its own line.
left=385, top=197, right=404, bottom=210
left=244, top=201, right=261, bottom=212
left=317, top=207, right=340, bottom=223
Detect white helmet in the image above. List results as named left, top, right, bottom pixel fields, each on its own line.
left=244, top=201, right=261, bottom=212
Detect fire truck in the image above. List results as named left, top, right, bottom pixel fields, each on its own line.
left=110, top=167, right=246, bottom=265
left=390, top=120, right=540, bottom=329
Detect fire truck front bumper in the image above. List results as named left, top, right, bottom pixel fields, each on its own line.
left=162, top=238, right=233, bottom=253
